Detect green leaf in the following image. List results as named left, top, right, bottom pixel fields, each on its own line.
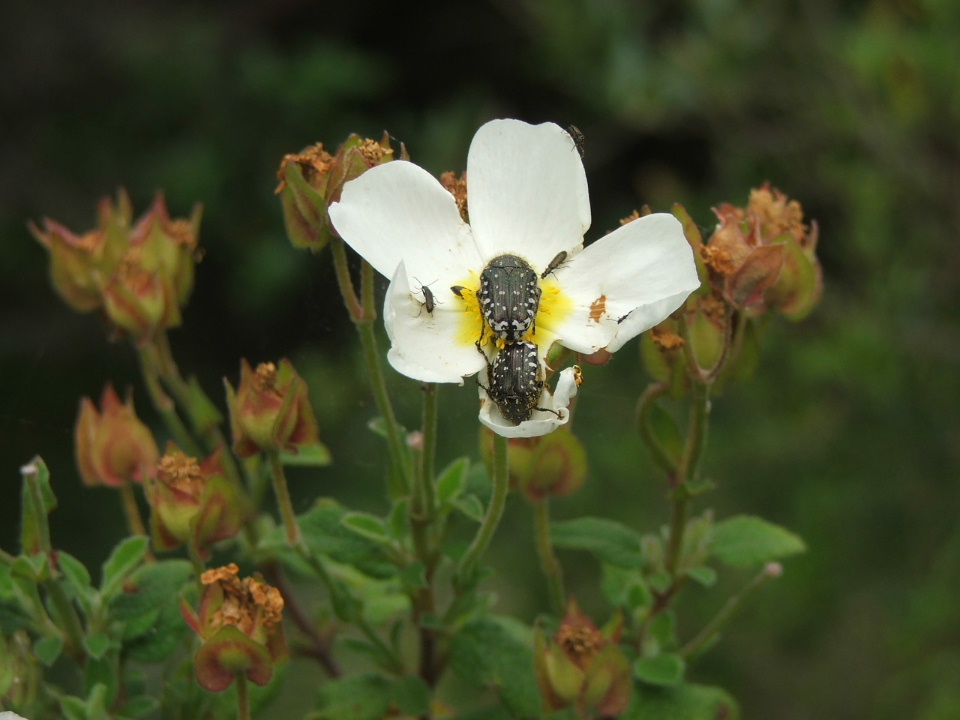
left=100, top=536, right=149, bottom=597
left=634, top=653, right=686, bottom=686
left=281, top=442, right=332, bottom=467
left=109, top=559, right=193, bottom=620
left=34, top=635, right=64, bottom=666
left=645, top=401, right=684, bottom=471
left=83, top=632, right=111, bottom=659
left=20, top=457, right=56, bottom=556
left=624, top=681, right=740, bottom=720
left=686, top=566, right=717, bottom=587
left=60, top=695, right=88, bottom=720
left=710, top=515, right=806, bottom=568
left=293, top=500, right=394, bottom=578
left=84, top=658, right=118, bottom=709
left=436, top=457, right=470, bottom=505
left=341, top=512, right=393, bottom=545
left=119, top=695, right=160, bottom=718
left=125, top=598, right=189, bottom=663
left=453, top=494, right=485, bottom=522
left=449, top=616, right=542, bottom=718
left=58, top=552, right=95, bottom=610
left=0, top=599, right=32, bottom=633
left=601, top=564, right=652, bottom=610
left=312, top=673, right=393, bottom=720
left=392, top=675, right=431, bottom=716
left=400, top=561, right=427, bottom=590
left=387, top=497, right=410, bottom=540
left=551, top=517, right=643, bottom=568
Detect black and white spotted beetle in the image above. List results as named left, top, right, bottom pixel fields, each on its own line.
left=477, top=254, right=541, bottom=342
left=482, top=340, right=549, bottom=425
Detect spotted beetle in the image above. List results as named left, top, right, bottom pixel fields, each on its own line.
left=482, top=340, right=554, bottom=425
left=478, top=254, right=541, bottom=342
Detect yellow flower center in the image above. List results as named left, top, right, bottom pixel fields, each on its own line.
left=451, top=274, right=574, bottom=351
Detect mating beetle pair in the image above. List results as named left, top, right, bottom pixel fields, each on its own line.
left=471, top=253, right=567, bottom=425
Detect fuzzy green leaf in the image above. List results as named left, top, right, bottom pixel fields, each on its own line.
left=711, top=515, right=806, bottom=568
left=551, top=517, right=643, bottom=568
left=436, top=457, right=470, bottom=505
left=624, top=681, right=740, bottom=720
left=450, top=616, right=541, bottom=718
left=100, top=536, right=149, bottom=597
left=34, top=635, right=64, bottom=666
left=312, top=673, right=393, bottom=720
left=634, top=653, right=686, bottom=686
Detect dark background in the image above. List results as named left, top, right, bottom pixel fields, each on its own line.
left=2, top=1, right=960, bottom=718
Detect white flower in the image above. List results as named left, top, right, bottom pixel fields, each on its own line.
left=329, top=119, right=700, bottom=436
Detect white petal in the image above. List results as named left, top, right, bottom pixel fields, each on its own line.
left=467, top=120, right=590, bottom=272
left=477, top=367, right=579, bottom=438
left=544, top=213, right=700, bottom=354
left=384, top=263, right=486, bottom=384
left=329, top=161, right=482, bottom=282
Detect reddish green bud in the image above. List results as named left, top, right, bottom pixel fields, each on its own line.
left=703, top=183, right=822, bottom=318
left=276, top=132, right=401, bottom=251
left=480, top=427, right=587, bottom=501
left=100, top=193, right=201, bottom=341
left=75, top=384, right=159, bottom=488
left=225, top=359, right=322, bottom=458
left=181, top=564, right=287, bottom=692
left=147, top=445, right=250, bottom=556
left=534, top=598, right=632, bottom=718
left=29, top=191, right=131, bottom=312
left=32, top=191, right=201, bottom=341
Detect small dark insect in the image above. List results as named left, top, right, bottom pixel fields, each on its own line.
left=541, top=251, right=568, bottom=279
left=451, top=285, right=467, bottom=298
left=478, top=254, right=541, bottom=342
left=413, top=278, right=440, bottom=317
left=481, top=341, right=557, bottom=425
left=567, top=125, right=585, bottom=159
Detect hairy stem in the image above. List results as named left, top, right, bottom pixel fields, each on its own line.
left=534, top=499, right=566, bottom=615
left=267, top=450, right=301, bottom=547
left=680, top=563, right=781, bottom=659
left=458, top=433, right=509, bottom=581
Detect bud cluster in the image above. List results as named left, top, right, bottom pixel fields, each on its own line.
left=30, top=190, right=202, bottom=342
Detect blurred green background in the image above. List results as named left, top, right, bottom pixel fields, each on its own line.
left=2, top=1, right=959, bottom=718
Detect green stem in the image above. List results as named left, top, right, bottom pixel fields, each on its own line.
left=458, top=433, right=510, bottom=581
left=665, top=380, right=711, bottom=578
left=267, top=450, right=301, bottom=547
left=679, top=563, right=782, bottom=659
left=152, top=332, right=246, bottom=489
left=138, top=344, right=199, bottom=454
left=534, top=499, right=565, bottom=615
left=236, top=673, right=250, bottom=720
left=119, top=483, right=148, bottom=539
left=331, top=235, right=412, bottom=497
left=42, top=577, right=85, bottom=661
left=330, top=235, right=364, bottom=321
left=419, top=383, right=438, bottom=513
left=636, top=382, right=678, bottom=475
left=356, top=320, right=412, bottom=497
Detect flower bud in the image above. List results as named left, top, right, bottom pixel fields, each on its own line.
left=181, top=564, right=287, bottom=692
left=147, top=445, right=250, bottom=556
left=32, top=190, right=202, bottom=341
left=704, top=184, right=822, bottom=319
left=481, top=428, right=587, bottom=502
left=100, top=192, right=201, bottom=341
left=29, top=191, right=132, bottom=312
left=276, top=132, right=401, bottom=251
left=75, top=384, right=159, bottom=488
left=225, top=359, right=322, bottom=457
left=534, top=598, right=632, bottom=717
